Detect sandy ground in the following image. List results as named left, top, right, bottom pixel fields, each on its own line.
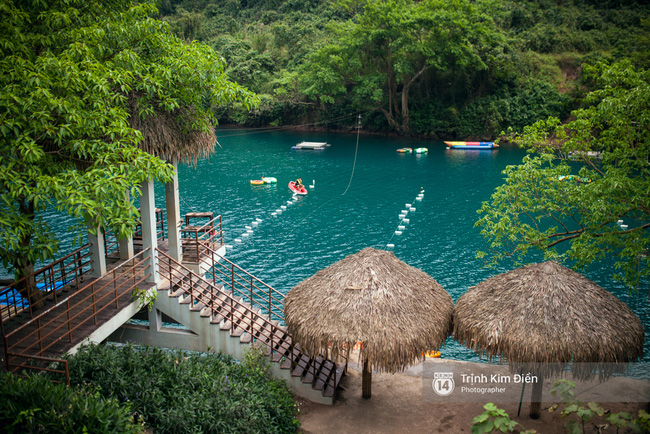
left=297, top=358, right=650, bottom=434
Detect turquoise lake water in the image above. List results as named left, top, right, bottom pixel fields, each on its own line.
left=5, top=128, right=649, bottom=368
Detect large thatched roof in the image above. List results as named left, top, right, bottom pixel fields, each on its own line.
left=454, top=261, right=645, bottom=379
left=284, top=247, right=453, bottom=373
left=129, top=98, right=216, bottom=165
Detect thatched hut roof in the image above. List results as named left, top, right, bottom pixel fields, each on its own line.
left=129, top=98, right=216, bottom=165
left=284, top=247, right=453, bottom=373
left=453, top=261, right=645, bottom=379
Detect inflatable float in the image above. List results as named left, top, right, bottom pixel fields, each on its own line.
left=289, top=181, right=308, bottom=195
left=397, top=148, right=412, bottom=153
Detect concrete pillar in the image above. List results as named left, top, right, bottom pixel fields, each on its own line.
left=118, top=191, right=134, bottom=260
left=149, top=308, right=162, bottom=332
left=87, top=222, right=106, bottom=278
left=140, top=178, right=159, bottom=284
left=118, top=235, right=134, bottom=260
left=165, top=159, right=182, bottom=262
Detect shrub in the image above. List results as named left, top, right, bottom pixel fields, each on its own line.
left=61, top=343, right=300, bottom=433
left=0, top=373, right=141, bottom=433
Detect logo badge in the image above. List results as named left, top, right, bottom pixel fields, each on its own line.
left=432, top=372, right=455, bottom=396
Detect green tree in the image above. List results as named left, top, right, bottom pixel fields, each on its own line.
left=476, top=61, right=650, bottom=290
left=301, top=0, right=505, bottom=134
left=0, top=0, right=257, bottom=306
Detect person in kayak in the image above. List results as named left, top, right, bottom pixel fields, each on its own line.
left=295, top=178, right=303, bottom=189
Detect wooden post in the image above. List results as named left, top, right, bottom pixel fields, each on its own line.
left=362, top=357, right=372, bottom=399
left=529, top=375, right=544, bottom=419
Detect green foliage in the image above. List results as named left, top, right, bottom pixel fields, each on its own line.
left=550, top=379, right=650, bottom=433
left=131, top=287, right=157, bottom=311
left=163, top=0, right=649, bottom=137
left=61, top=343, right=299, bottom=434
left=0, top=373, right=141, bottom=433
left=0, top=0, right=257, bottom=283
left=476, top=61, right=650, bottom=290
left=471, top=403, right=535, bottom=434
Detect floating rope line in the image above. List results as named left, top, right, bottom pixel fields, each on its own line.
left=384, top=188, right=425, bottom=249
left=341, top=114, right=361, bottom=196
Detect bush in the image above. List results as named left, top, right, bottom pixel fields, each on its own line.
left=61, top=343, right=300, bottom=434
left=0, top=373, right=141, bottom=433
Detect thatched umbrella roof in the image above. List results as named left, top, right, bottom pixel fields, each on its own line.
left=284, top=247, right=454, bottom=375
left=129, top=97, right=216, bottom=165
left=454, top=261, right=645, bottom=380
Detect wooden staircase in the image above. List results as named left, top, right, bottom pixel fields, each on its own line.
left=155, top=249, right=345, bottom=403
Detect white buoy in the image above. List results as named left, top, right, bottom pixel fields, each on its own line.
left=416, top=197, right=422, bottom=201
left=398, top=225, right=405, bottom=230
left=256, top=218, right=262, bottom=222
left=242, top=233, right=249, bottom=237
left=617, top=220, right=624, bottom=224
left=287, top=200, right=293, bottom=205
left=395, top=231, right=403, bottom=235
left=410, top=208, right=416, bottom=212
left=403, top=219, right=409, bottom=223
left=235, top=238, right=242, bottom=243
left=310, top=180, right=315, bottom=189
left=399, top=214, right=406, bottom=219
left=401, top=210, right=408, bottom=214
left=245, top=226, right=252, bottom=230
left=252, top=221, right=259, bottom=226
left=281, top=205, right=287, bottom=210
left=246, top=229, right=253, bottom=234
left=271, top=212, right=277, bottom=216
left=406, top=203, right=412, bottom=208
left=225, top=245, right=233, bottom=249
left=621, top=224, right=629, bottom=229
left=387, top=244, right=395, bottom=248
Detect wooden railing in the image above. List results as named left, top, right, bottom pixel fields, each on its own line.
left=0, top=244, right=93, bottom=334
left=104, top=208, right=165, bottom=257
left=181, top=215, right=223, bottom=264
left=3, top=248, right=152, bottom=383
left=203, top=244, right=285, bottom=323
left=156, top=248, right=341, bottom=396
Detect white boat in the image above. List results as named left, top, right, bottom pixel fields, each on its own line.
left=292, top=141, right=329, bottom=150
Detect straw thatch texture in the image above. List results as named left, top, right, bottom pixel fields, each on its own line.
left=129, top=98, right=216, bottom=165
left=284, top=247, right=453, bottom=373
left=454, top=261, right=645, bottom=380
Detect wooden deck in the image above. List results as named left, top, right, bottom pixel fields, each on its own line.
left=0, top=250, right=154, bottom=378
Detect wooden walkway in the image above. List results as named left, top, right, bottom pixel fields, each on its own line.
left=1, top=249, right=154, bottom=379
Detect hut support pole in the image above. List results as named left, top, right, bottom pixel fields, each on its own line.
left=87, top=221, right=106, bottom=278
left=529, top=376, right=544, bottom=419
left=140, top=178, right=159, bottom=284
left=362, top=358, right=371, bottom=399
left=165, top=159, right=182, bottom=262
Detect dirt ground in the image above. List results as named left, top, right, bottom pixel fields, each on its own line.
left=297, top=358, right=649, bottom=434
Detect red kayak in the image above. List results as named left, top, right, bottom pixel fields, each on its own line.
left=289, top=181, right=307, bottom=195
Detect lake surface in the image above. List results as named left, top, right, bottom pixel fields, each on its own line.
left=6, top=128, right=649, bottom=368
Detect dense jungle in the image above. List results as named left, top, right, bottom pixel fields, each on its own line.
left=158, top=0, right=649, bottom=138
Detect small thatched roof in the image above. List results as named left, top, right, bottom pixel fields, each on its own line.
left=129, top=97, right=216, bottom=165
left=454, top=261, right=645, bottom=380
left=284, top=247, right=453, bottom=373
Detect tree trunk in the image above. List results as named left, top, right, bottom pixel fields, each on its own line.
left=362, top=358, right=372, bottom=399
left=15, top=197, right=45, bottom=311
left=529, top=376, right=544, bottom=419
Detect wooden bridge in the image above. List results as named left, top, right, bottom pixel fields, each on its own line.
left=0, top=215, right=344, bottom=404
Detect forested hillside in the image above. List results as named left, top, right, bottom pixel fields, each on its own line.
left=158, top=0, right=649, bottom=138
